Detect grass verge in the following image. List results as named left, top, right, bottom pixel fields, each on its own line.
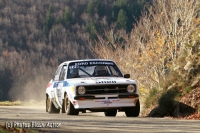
left=0, top=100, right=45, bottom=106
left=0, top=125, right=40, bottom=133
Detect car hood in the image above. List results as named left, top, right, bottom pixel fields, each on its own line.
left=66, top=77, right=136, bottom=86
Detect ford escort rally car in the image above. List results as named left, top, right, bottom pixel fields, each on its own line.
left=46, top=59, right=140, bottom=117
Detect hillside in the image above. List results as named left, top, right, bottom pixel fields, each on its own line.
left=142, top=34, right=200, bottom=119
left=89, top=0, right=200, bottom=119
left=0, top=0, right=148, bottom=101
left=179, top=87, right=200, bottom=119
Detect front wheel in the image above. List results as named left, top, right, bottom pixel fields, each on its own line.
left=104, top=109, right=117, bottom=117
left=125, top=99, right=140, bottom=117
left=62, top=94, right=79, bottom=115
left=46, top=95, right=60, bottom=114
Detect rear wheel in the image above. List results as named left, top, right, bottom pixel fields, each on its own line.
left=46, top=95, right=60, bottom=114
left=125, top=100, right=140, bottom=117
left=104, top=109, right=117, bottom=117
left=62, top=94, right=79, bottom=115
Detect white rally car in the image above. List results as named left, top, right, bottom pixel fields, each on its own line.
left=46, top=59, right=140, bottom=117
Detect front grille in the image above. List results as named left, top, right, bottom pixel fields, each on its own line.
left=76, top=85, right=129, bottom=95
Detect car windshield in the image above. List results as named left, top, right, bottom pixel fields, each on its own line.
left=67, top=61, right=123, bottom=79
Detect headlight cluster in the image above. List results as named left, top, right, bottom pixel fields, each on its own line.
left=127, top=85, right=135, bottom=93
left=77, top=86, right=86, bottom=95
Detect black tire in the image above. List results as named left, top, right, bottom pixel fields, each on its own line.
left=104, top=109, right=117, bottom=117
left=46, top=95, right=60, bottom=114
left=125, top=100, right=140, bottom=117
left=62, top=94, right=79, bottom=115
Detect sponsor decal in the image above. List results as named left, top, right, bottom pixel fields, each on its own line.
left=71, top=86, right=75, bottom=92
left=75, top=62, right=88, bottom=66
left=83, top=77, right=110, bottom=80
left=101, top=100, right=112, bottom=106
left=69, top=65, right=79, bottom=69
left=53, top=81, right=69, bottom=88
left=53, top=82, right=59, bottom=88
left=89, top=61, right=114, bottom=65
left=96, top=99, right=119, bottom=105
left=69, top=61, right=114, bottom=69
left=96, top=81, right=116, bottom=84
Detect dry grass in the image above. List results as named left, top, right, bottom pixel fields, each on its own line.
left=0, top=100, right=45, bottom=106
left=0, top=125, right=40, bottom=133
left=141, top=88, right=162, bottom=116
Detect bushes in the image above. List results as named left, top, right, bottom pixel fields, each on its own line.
left=141, top=88, right=162, bottom=117
left=144, top=88, right=160, bottom=108
left=158, top=87, right=180, bottom=111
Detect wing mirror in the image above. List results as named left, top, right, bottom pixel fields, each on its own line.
left=124, top=74, right=130, bottom=78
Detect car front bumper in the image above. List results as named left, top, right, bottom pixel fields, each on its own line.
left=73, top=94, right=139, bottom=109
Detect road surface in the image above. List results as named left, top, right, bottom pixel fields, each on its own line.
left=0, top=106, right=199, bottom=133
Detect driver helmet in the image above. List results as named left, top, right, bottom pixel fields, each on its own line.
left=95, top=66, right=107, bottom=76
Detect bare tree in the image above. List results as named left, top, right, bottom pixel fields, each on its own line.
left=146, top=0, right=199, bottom=60
left=90, top=0, right=200, bottom=89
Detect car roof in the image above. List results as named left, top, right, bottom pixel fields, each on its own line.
left=58, top=59, right=114, bottom=67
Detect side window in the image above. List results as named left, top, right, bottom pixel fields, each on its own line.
left=59, top=65, right=67, bottom=81
left=53, top=66, right=62, bottom=81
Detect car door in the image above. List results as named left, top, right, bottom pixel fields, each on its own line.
left=54, top=65, right=67, bottom=107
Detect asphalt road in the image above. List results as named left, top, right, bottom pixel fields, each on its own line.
left=0, top=106, right=200, bottom=133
